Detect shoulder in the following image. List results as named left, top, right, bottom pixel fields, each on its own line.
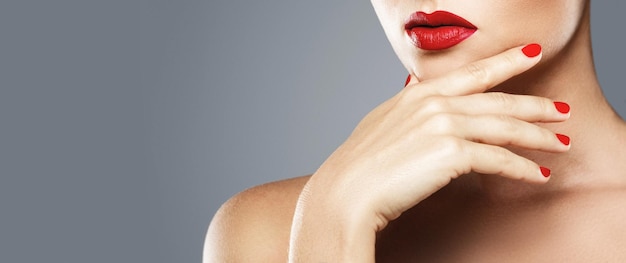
left=203, top=175, right=311, bottom=262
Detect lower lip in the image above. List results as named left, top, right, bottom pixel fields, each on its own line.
left=406, top=26, right=476, bottom=50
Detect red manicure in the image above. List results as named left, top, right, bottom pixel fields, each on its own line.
left=554, top=102, right=570, bottom=114
left=556, top=134, right=570, bottom=146
left=540, top=167, right=551, bottom=178
left=522, top=43, right=541, bottom=58
left=405, top=74, right=411, bottom=87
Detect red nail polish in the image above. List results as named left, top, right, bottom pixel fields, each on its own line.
left=405, top=74, right=411, bottom=87
left=522, top=43, right=541, bottom=58
left=556, top=134, right=570, bottom=146
left=554, top=102, right=570, bottom=114
left=540, top=167, right=551, bottom=178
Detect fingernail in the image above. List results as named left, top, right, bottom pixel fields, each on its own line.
left=522, top=43, right=542, bottom=58
left=554, top=102, right=570, bottom=114
left=556, top=134, right=570, bottom=146
left=540, top=167, right=551, bottom=178
left=405, top=74, right=411, bottom=87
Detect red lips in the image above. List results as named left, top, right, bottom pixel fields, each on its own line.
left=404, top=11, right=477, bottom=51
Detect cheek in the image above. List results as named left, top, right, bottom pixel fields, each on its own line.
left=370, top=0, right=403, bottom=39
left=490, top=1, right=584, bottom=57
left=541, top=3, right=585, bottom=52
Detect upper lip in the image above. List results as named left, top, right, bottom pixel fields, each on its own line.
left=404, top=10, right=476, bottom=30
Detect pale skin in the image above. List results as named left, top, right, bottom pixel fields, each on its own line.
left=205, top=0, right=626, bottom=262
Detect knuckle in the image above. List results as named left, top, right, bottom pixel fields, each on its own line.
left=465, top=62, right=491, bottom=86
left=494, top=115, right=518, bottom=134
left=492, top=148, right=523, bottom=178
left=517, top=161, right=536, bottom=181
left=495, top=148, right=515, bottom=166
left=420, top=97, right=449, bottom=115
left=541, top=128, right=559, bottom=144
left=425, top=113, right=456, bottom=134
left=501, top=52, right=518, bottom=68
left=537, top=97, right=552, bottom=115
left=489, top=92, right=513, bottom=107
left=437, top=136, right=465, bottom=157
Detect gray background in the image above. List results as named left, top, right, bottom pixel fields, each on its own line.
left=1, top=1, right=624, bottom=262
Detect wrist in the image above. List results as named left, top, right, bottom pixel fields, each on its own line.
left=288, top=179, right=377, bottom=262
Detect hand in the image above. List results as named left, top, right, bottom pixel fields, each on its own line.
left=289, top=44, right=571, bottom=262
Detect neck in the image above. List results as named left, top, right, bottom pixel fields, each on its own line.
left=472, top=8, right=626, bottom=201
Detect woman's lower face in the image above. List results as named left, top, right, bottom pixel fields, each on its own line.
left=370, top=0, right=587, bottom=80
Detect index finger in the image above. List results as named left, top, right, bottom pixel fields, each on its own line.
left=420, top=44, right=542, bottom=96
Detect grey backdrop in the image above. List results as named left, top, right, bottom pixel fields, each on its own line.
left=2, top=1, right=624, bottom=262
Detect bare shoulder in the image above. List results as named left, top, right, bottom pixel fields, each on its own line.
left=203, top=175, right=311, bottom=262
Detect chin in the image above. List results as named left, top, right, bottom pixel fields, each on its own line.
left=404, top=49, right=481, bottom=81
left=403, top=38, right=517, bottom=81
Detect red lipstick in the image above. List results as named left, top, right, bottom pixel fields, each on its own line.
left=404, top=11, right=477, bottom=51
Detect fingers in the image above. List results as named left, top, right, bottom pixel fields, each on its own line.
left=422, top=114, right=570, bottom=153
left=408, top=44, right=542, bottom=96
left=451, top=93, right=570, bottom=122
left=418, top=93, right=570, bottom=123
left=395, top=43, right=560, bottom=184
left=460, top=140, right=550, bottom=183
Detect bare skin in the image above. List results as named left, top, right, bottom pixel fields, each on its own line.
left=205, top=1, right=626, bottom=262
left=205, top=175, right=626, bottom=262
